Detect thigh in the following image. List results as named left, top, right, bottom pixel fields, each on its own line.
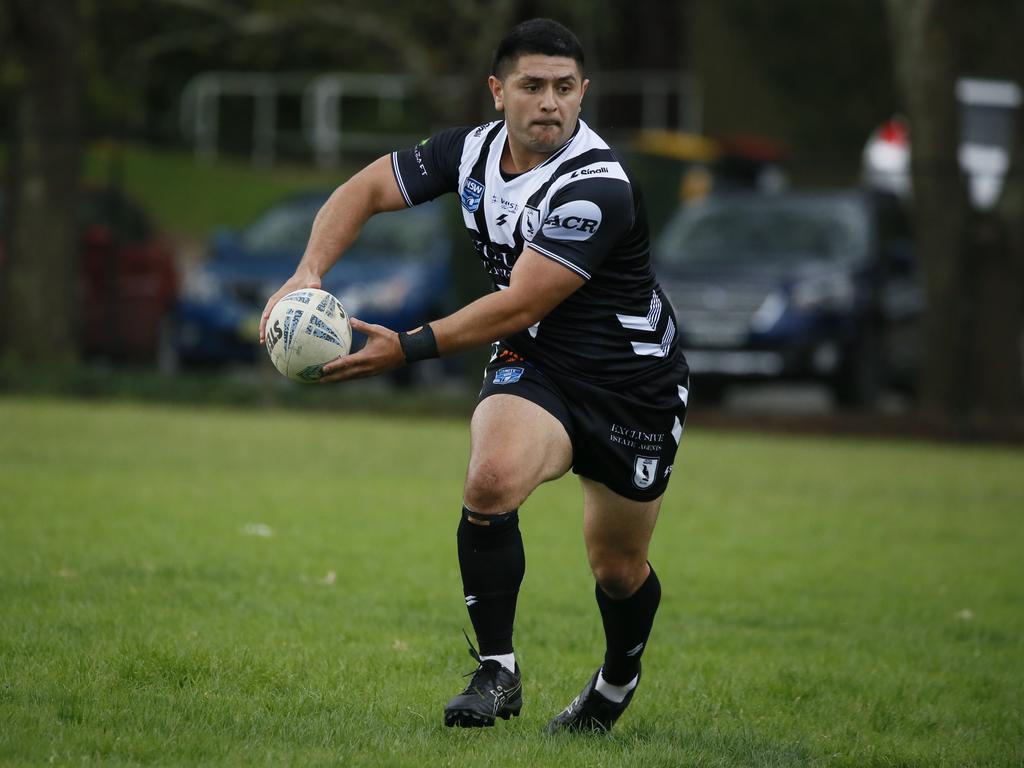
left=581, top=477, right=662, bottom=565
left=465, top=394, right=573, bottom=511
left=466, top=348, right=575, bottom=512
left=471, top=393, right=577, bottom=489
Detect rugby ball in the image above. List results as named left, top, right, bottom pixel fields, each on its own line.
left=265, top=288, right=352, bottom=382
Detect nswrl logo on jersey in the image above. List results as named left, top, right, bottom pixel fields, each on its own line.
left=461, top=178, right=485, bottom=212
left=633, top=456, right=660, bottom=490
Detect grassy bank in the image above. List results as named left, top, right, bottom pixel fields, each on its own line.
left=82, top=143, right=353, bottom=239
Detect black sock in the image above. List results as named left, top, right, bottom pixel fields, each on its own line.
left=595, top=565, right=661, bottom=685
left=457, top=506, right=525, bottom=656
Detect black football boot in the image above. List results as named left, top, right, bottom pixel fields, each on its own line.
left=444, top=635, right=522, bottom=727
left=546, top=665, right=640, bottom=734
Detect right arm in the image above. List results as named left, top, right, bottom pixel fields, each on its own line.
left=258, top=155, right=408, bottom=344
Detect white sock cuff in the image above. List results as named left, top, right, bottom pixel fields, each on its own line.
left=479, top=653, right=516, bottom=674
left=596, top=668, right=639, bottom=703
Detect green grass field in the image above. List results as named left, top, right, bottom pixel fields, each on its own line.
left=1, top=397, right=1022, bottom=767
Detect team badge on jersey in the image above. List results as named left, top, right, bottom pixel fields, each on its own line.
left=632, top=456, right=660, bottom=490
left=542, top=200, right=602, bottom=241
left=461, top=178, right=485, bottom=212
left=520, top=206, right=541, bottom=242
left=493, top=366, right=524, bottom=385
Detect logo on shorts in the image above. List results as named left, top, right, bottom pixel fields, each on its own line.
left=493, top=366, right=524, bottom=385
left=461, top=178, right=484, bottom=212
left=633, top=456, right=660, bottom=490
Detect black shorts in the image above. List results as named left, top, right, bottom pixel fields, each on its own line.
left=478, top=346, right=690, bottom=502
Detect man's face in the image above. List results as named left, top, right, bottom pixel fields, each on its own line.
left=488, top=54, right=589, bottom=160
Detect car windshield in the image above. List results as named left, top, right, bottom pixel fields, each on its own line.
left=656, top=196, right=868, bottom=268
left=240, top=197, right=444, bottom=260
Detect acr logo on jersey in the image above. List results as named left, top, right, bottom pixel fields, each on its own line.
left=461, top=178, right=485, bottom=212
left=541, top=200, right=602, bottom=242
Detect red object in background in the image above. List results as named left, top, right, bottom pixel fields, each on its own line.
left=0, top=187, right=178, bottom=362
left=78, top=189, right=178, bottom=361
left=876, top=117, right=909, bottom=146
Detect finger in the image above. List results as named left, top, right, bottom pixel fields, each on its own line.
left=321, top=352, right=350, bottom=375
left=349, top=316, right=372, bottom=334
left=258, top=307, right=270, bottom=346
left=319, top=359, right=363, bottom=383
left=259, top=295, right=280, bottom=344
left=318, top=369, right=353, bottom=384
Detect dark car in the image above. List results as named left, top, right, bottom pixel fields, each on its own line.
left=655, top=189, right=921, bottom=406
left=0, top=187, right=179, bottom=362
left=166, top=192, right=454, bottom=371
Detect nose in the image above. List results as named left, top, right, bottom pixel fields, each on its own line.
left=540, top=85, right=557, bottom=111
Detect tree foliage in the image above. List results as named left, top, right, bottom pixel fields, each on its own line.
left=81, top=0, right=599, bottom=140
left=723, top=0, right=896, bottom=166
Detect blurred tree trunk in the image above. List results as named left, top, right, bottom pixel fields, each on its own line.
left=985, top=9, right=1024, bottom=434
left=1, top=0, right=82, bottom=365
left=886, top=0, right=1022, bottom=435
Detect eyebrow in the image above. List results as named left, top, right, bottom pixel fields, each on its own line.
left=516, top=74, right=578, bottom=84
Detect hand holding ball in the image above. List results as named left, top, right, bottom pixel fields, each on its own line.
left=264, top=289, right=352, bottom=382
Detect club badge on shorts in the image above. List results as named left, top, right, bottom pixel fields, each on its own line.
left=493, top=366, right=524, bottom=385
left=633, top=456, right=660, bottom=490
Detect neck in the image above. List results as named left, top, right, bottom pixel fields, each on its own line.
left=502, top=139, right=549, bottom=175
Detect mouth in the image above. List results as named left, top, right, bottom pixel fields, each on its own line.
left=532, top=119, right=561, bottom=128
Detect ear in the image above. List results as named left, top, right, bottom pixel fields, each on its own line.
left=487, top=75, right=505, bottom=112
left=580, top=78, right=590, bottom=105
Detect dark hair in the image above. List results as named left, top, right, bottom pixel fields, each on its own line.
left=490, top=18, right=585, bottom=79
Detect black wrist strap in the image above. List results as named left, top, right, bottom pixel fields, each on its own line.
left=398, top=324, right=439, bottom=363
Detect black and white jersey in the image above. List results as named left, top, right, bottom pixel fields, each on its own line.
left=391, top=119, right=685, bottom=387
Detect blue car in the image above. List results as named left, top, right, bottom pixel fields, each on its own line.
left=655, top=189, right=921, bottom=406
left=168, top=192, right=454, bottom=369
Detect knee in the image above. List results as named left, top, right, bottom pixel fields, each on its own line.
left=590, top=553, right=648, bottom=599
left=464, top=457, right=523, bottom=514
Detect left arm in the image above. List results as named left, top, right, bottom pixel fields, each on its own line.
left=319, top=248, right=585, bottom=382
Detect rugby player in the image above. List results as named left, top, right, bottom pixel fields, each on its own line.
left=260, top=18, right=689, bottom=733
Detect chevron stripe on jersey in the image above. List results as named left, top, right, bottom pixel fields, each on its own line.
left=617, top=291, right=663, bottom=332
